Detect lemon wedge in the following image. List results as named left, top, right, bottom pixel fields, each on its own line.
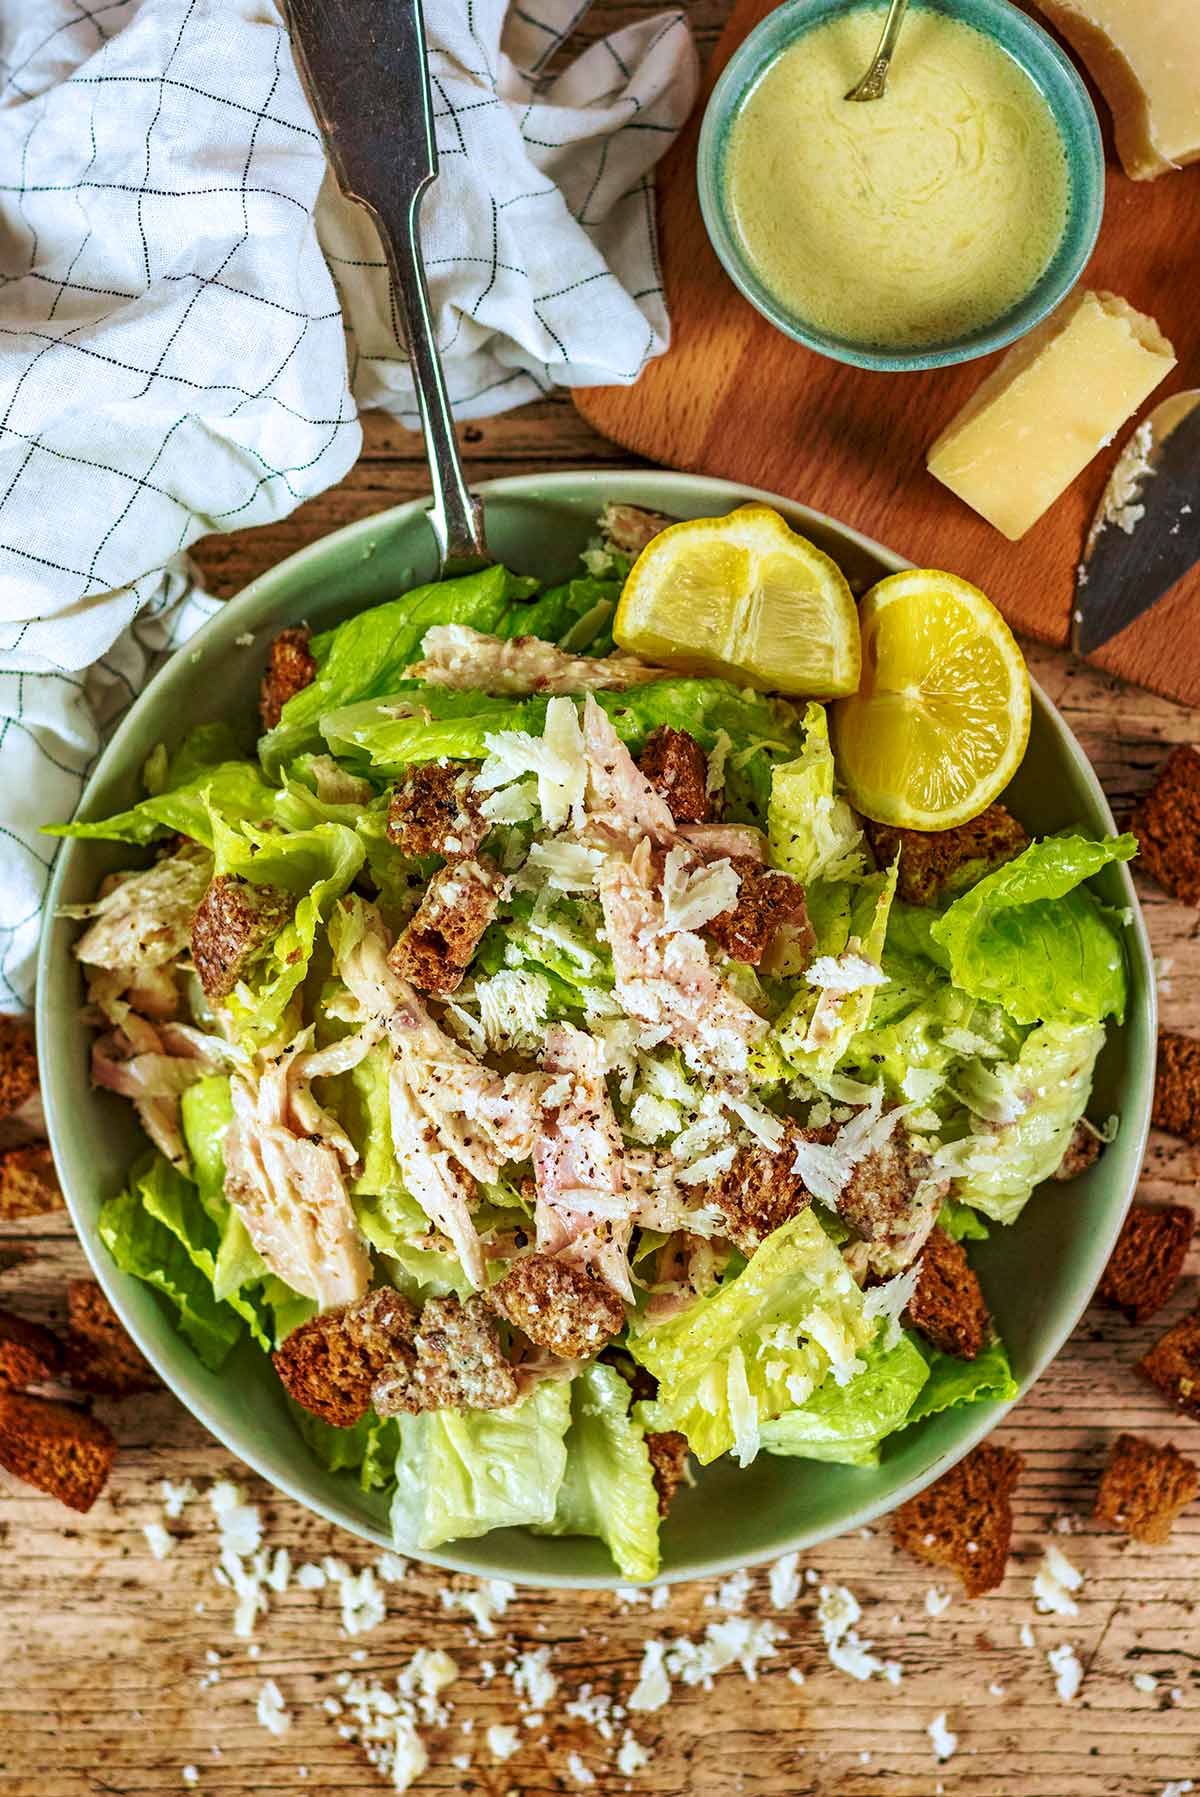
left=831, top=569, right=1031, bottom=831
left=613, top=504, right=861, bottom=697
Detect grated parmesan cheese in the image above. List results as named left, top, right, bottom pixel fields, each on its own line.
left=143, top=1521, right=174, bottom=1561
left=1048, top=1642, right=1083, bottom=1702
left=486, top=1724, right=520, bottom=1762
left=769, top=1553, right=801, bottom=1610
left=441, top=1577, right=516, bottom=1637
left=817, top=1585, right=902, bottom=1685
left=256, top=1679, right=291, bottom=1738
left=928, top=1713, right=958, bottom=1761
left=1033, top=1543, right=1083, bottom=1617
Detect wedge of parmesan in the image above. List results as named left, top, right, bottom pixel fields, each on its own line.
left=1036, top=0, right=1200, bottom=181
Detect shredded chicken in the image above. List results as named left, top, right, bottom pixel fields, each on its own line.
left=582, top=694, right=679, bottom=846
left=535, top=1023, right=634, bottom=1302
left=90, top=1001, right=234, bottom=1170
left=69, top=844, right=213, bottom=972
left=409, top=624, right=666, bottom=694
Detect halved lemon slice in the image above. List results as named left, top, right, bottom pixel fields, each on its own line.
left=831, top=569, right=1031, bottom=830
left=613, top=504, right=861, bottom=697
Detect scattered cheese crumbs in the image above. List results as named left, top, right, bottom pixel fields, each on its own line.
left=323, top=1559, right=386, bottom=1636
left=862, top=1264, right=920, bottom=1351
left=181, top=1769, right=199, bottom=1788
left=234, top=631, right=255, bottom=647
left=1048, top=1642, right=1083, bottom=1703
left=629, top=1641, right=672, bottom=1713
left=162, top=1478, right=197, bottom=1520
left=769, top=1553, right=801, bottom=1610
left=787, top=1668, right=806, bottom=1686
left=513, top=1646, right=557, bottom=1711
left=709, top=1568, right=752, bottom=1614
left=567, top=1751, right=597, bottom=1786
left=1034, top=1543, right=1084, bottom=1617
left=332, top=1653, right=459, bottom=1793
left=256, top=1679, right=291, bottom=1739
left=1133, top=1672, right=1159, bottom=1694
left=924, top=1586, right=952, bottom=1618
left=209, top=1481, right=261, bottom=1556
left=1162, top=1783, right=1194, bottom=1797
left=295, top=1563, right=326, bottom=1591
left=630, top=1616, right=785, bottom=1713
left=1020, top=1622, right=1036, bottom=1649
left=565, top=1686, right=620, bottom=1741
left=1053, top=1513, right=1081, bottom=1535
left=143, top=1521, right=174, bottom=1561
left=818, top=1585, right=902, bottom=1685
left=487, top=1725, right=520, bottom=1762
left=616, top=1732, right=651, bottom=1776
left=442, top=1577, right=516, bottom=1636
left=376, top=1551, right=407, bottom=1584
left=928, top=1713, right=958, bottom=1762
left=988, top=1681, right=1006, bottom=1698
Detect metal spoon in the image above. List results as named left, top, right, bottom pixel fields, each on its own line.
left=284, top=0, right=491, bottom=575
left=844, top=0, right=912, bottom=101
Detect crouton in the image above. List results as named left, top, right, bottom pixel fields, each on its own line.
left=646, top=1430, right=690, bottom=1518
left=706, top=856, right=812, bottom=966
left=0, top=1014, right=38, bottom=1123
left=1052, top=1120, right=1104, bottom=1181
left=190, top=874, right=295, bottom=1005
left=273, top=1288, right=418, bottom=1428
left=1136, top=1308, right=1200, bottom=1421
left=260, top=625, right=317, bottom=732
left=387, top=762, right=488, bottom=862
left=638, top=726, right=710, bottom=825
left=372, top=1295, right=517, bottom=1418
left=1129, top=744, right=1200, bottom=906
left=599, top=501, right=674, bottom=557
left=1098, top=1204, right=1194, bottom=1324
left=0, top=1390, right=116, bottom=1512
left=64, top=1280, right=158, bottom=1397
left=835, top=1123, right=945, bottom=1270
left=892, top=1441, right=1023, bottom=1596
left=1094, top=1432, right=1199, bottom=1545
left=865, top=804, right=1030, bottom=906
left=487, top=1253, right=626, bottom=1359
left=1153, top=1031, right=1200, bottom=1144
left=0, top=1308, right=64, bottom=1388
left=905, top=1228, right=990, bottom=1360
left=388, top=855, right=502, bottom=996
left=0, top=1144, right=64, bottom=1220
left=703, top=1123, right=814, bottom=1254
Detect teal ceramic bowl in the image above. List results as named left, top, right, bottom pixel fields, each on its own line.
left=37, top=472, right=1154, bottom=1587
left=697, top=0, right=1105, bottom=371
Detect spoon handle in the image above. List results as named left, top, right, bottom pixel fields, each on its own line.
left=845, top=0, right=911, bottom=101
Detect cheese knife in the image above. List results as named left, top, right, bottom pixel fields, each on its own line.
left=284, top=0, right=491, bottom=574
left=1072, top=389, right=1200, bottom=655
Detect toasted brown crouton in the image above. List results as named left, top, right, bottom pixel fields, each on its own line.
left=1136, top=1308, right=1200, bottom=1421
left=638, top=726, right=710, bottom=825
left=372, top=1295, right=517, bottom=1418
left=1052, top=1120, right=1104, bottom=1181
left=273, top=1288, right=418, bottom=1428
left=0, top=1308, right=64, bottom=1388
left=1153, top=1032, right=1200, bottom=1144
left=1098, top=1204, right=1194, bottom=1324
left=65, top=1280, right=158, bottom=1398
left=487, top=1254, right=626, bottom=1359
left=599, top=501, right=674, bottom=557
left=704, top=1123, right=814, bottom=1254
left=0, top=1014, right=38, bottom=1124
left=892, top=1442, right=1023, bottom=1597
left=905, top=1228, right=990, bottom=1360
left=260, top=625, right=317, bottom=732
left=1129, top=744, right=1200, bottom=906
left=0, top=1391, right=116, bottom=1512
left=0, top=1144, right=64, bottom=1220
left=1094, top=1432, right=1199, bottom=1545
left=388, top=855, right=502, bottom=996
left=706, top=856, right=812, bottom=966
left=190, top=874, right=295, bottom=1005
left=865, top=804, right=1030, bottom=906
left=387, top=762, right=488, bottom=861
left=836, top=1123, right=945, bottom=1270
left=646, top=1430, right=690, bottom=1518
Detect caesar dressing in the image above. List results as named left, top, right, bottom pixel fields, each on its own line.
left=724, top=5, right=1071, bottom=349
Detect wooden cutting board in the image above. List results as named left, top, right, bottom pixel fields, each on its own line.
left=575, top=0, right=1200, bottom=707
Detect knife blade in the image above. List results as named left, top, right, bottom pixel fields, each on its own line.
left=1073, top=389, right=1200, bottom=655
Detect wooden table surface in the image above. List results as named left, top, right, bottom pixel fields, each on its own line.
left=2, top=397, right=1198, bottom=1797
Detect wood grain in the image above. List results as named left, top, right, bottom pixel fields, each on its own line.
left=574, top=0, right=1200, bottom=708
left=2, top=402, right=1199, bottom=1796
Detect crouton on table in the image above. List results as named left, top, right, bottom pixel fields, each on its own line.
left=1094, top=1432, right=1199, bottom=1545
left=706, top=856, right=811, bottom=967
left=388, top=855, right=503, bottom=996
left=1098, top=1204, right=1194, bottom=1324
left=1153, top=1032, right=1200, bottom=1144
left=905, top=1227, right=991, bottom=1360
left=0, top=1308, right=64, bottom=1388
left=190, top=874, right=295, bottom=1006
left=0, top=1014, right=38, bottom=1125
left=892, top=1442, right=1024, bottom=1596
left=260, top=625, right=316, bottom=732
left=386, top=762, right=488, bottom=861
left=0, top=1390, right=116, bottom=1512
left=1136, top=1308, right=1200, bottom=1421
left=1129, top=744, right=1200, bottom=906
left=486, top=1253, right=626, bottom=1359
left=65, top=1280, right=158, bottom=1397
left=865, top=804, right=1029, bottom=906
left=0, top=1145, right=63, bottom=1221
left=638, top=726, right=710, bottom=825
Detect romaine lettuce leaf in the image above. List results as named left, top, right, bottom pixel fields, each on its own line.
left=290, top=1400, right=402, bottom=1491
left=389, top=1381, right=573, bottom=1551
left=180, top=1076, right=269, bottom=1303
left=904, top=1336, right=1018, bottom=1426
left=534, top=1363, right=662, bottom=1581
left=769, top=860, right=898, bottom=1084
left=760, top=1333, right=929, bottom=1466
left=45, top=757, right=276, bottom=847
left=768, top=702, right=866, bottom=882
left=937, top=1198, right=990, bottom=1241
left=930, top=834, right=1137, bottom=1027
left=630, top=1211, right=876, bottom=1466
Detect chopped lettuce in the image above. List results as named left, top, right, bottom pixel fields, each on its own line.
left=45, top=757, right=275, bottom=848
left=179, top=1076, right=268, bottom=1303
left=930, top=834, right=1137, bottom=1027
left=760, top=1333, right=929, bottom=1466
left=767, top=702, right=866, bottom=883
left=631, top=1211, right=875, bottom=1466
left=389, top=1381, right=572, bottom=1551
left=904, top=1336, right=1018, bottom=1426
left=937, top=1198, right=990, bottom=1242
left=290, top=1401, right=402, bottom=1491
left=769, top=860, right=898, bottom=1084
left=534, top=1363, right=662, bottom=1581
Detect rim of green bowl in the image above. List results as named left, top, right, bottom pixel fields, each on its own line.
left=697, top=0, right=1106, bottom=372
left=36, top=471, right=1155, bottom=1587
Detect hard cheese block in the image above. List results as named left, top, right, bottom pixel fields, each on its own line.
left=1036, top=0, right=1200, bottom=180
left=926, top=290, right=1176, bottom=540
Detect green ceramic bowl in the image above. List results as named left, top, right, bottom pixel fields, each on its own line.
left=37, top=471, right=1154, bottom=1587
left=697, top=0, right=1105, bottom=371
